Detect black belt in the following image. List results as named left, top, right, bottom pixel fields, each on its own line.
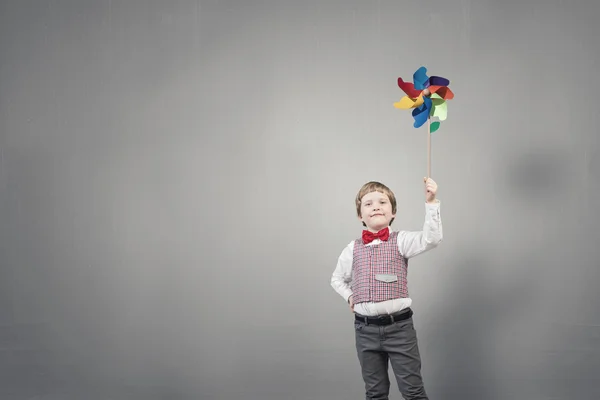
left=354, top=308, right=413, bottom=326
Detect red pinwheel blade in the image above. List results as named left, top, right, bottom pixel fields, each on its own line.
left=397, top=77, right=421, bottom=98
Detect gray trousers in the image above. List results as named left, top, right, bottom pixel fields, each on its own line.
left=354, top=312, right=429, bottom=400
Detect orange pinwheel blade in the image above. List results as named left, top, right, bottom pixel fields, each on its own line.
left=428, top=85, right=454, bottom=100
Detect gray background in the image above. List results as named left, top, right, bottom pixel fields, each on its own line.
left=1, top=0, right=599, bottom=399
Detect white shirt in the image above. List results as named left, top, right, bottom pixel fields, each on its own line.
left=330, top=201, right=443, bottom=316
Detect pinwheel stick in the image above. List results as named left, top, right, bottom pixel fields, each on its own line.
left=427, top=116, right=431, bottom=179
left=424, top=87, right=431, bottom=181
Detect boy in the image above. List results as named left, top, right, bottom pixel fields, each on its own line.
left=330, top=178, right=443, bottom=400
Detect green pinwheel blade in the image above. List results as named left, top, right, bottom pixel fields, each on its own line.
left=429, top=93, right=447, bottom=121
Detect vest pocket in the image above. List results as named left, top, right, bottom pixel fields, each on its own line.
left=374, top=274, right=398, bottom=283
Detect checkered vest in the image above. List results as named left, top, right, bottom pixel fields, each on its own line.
left=351, top=231, right=409, bottom=304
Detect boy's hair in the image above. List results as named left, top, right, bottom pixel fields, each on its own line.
left=355, top=181, right=397, bottom=227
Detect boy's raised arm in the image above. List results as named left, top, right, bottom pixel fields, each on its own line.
left=397, top=200, right=443, bottom=258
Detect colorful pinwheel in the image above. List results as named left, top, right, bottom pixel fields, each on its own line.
left=393, top=66, right=454, bottom=133
left=393, top=66, right=454, bottom=178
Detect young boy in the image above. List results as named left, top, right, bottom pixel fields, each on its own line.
left=330, top=178, right=443, bottom=400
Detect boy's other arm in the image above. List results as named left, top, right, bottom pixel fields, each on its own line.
left=330, top=242, right=354, bottom=304
left=397, top=200, right=443, bottom=259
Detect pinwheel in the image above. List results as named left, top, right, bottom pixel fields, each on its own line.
left=393, top=66, right=454, bottom=178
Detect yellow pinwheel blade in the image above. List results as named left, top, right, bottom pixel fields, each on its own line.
left=393, top=94, right=423, bottom=109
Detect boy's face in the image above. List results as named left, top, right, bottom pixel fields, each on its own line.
left=358, top=191, right=395, bottom=232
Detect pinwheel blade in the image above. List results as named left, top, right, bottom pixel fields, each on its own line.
left=428, top=85, right=454, bottom=100
left=394, top=94, right=424, bottom=109
left=412, top=96, right=432, bottom=128
left=429, top=93, right=447, bottom=120
left=430, top=96, right=447, bottom=121
left=430, top=93, right=444, bottom=104
left=413, top=66, right=430, bottom=90
left=429, top=76, right=450, bottom=86
left=397, top=77, right=422, bottom=98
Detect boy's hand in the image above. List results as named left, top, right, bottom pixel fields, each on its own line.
left=348, top=295, right=354, bottom=313
left=424, top=177, right=438, bottom=203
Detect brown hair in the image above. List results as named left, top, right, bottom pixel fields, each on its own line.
left=355, top=181, right=397, bottom=226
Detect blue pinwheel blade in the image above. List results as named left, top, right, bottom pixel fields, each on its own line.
left=413, top=66, right=429, bottom=90
left=411, top=95, right=432, bottom=128
left=429, top=76, right=450, bottom=86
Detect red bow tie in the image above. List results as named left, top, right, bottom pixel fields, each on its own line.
left=362, top=228, right=390, bottom=244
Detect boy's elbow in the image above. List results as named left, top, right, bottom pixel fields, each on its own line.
left=427, top=233, right=443, bottom=248
left=330, top=274, right=341, bottom=290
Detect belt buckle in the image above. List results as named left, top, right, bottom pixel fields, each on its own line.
left=378, top=315, right=390, bottom=324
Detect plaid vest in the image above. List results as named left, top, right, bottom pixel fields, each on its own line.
left=351, top=231, right=409, bottom=304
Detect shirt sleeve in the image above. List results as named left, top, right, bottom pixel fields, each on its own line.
left=330, top=241, right=355, bottom=303
left=397, top=200, right=443, bottom=259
